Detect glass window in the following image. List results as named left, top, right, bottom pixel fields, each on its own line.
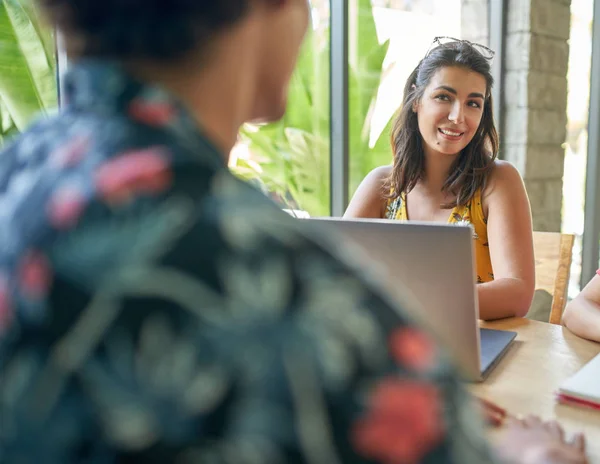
left=230, top=0, right=332, bottom=217
left=348, top=0, right=463, bottom=197
left=0, top=2, right=57, bottom=146
left=563, top=0, right=593, bottom=294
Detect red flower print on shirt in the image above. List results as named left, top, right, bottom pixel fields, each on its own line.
left=50, top=135, right=90, bottom=168
left=47, top=184, right=88, bottom=230
left=0, top=273, right=12, bottom=334
left=18, top=251, right=52, bottom=299
left=389, top=328, right=437, bottom=373
left=95, top=148, right=172, bottom=204
left=128, top=99, right=176, bottom=126
left=352, top=379, right=445, bottom=464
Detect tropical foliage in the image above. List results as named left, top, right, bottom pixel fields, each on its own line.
left=231, top=0, right=394, bottom=216
left=0, top=0, right=57, bottom=145
left=1, top=0, right=395, bottom=217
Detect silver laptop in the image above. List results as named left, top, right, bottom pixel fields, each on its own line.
left=305, top=217, right=516, bottom=382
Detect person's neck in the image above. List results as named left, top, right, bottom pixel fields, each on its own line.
left=126, top=28, right=259, bottom=160
left=420, top=144, right=459, bottom=193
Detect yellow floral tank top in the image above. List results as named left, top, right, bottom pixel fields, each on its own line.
left=385, top=189, right=494, bottom=283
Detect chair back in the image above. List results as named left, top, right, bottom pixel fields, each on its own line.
left=532, top=231, right=575, bottom=324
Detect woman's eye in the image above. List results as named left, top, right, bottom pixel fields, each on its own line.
left=468, top=101, right=482, bottom=109
left=435, top=94, right=450, bottom=101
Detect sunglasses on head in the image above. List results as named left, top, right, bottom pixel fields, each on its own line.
left=425, top=36, right=495, bottom=61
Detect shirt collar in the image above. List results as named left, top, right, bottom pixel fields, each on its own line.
left=62, top=59, right=226, bottom=169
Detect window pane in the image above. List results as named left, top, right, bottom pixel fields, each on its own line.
left=0, top=6, right=57, bottom=146
left=229, top=0, right=331, bottom=217
left=563, top=0, right=593, bottom=294
left=348, top=0, right=464, bottom=199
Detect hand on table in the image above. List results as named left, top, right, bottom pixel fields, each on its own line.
left=496, top=415, right=588, bottom=464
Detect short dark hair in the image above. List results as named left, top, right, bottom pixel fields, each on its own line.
left=386, top=41, right=499, bottom=208
left=40, top=0, right=249, bottom=60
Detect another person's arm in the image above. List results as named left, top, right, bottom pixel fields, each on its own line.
left=479, top=161, right=535, bottom=320
left=343, top=166, right=391, bottom=218
left=562, top=270, right=600, bottom=342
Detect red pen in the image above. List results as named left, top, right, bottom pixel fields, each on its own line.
left=477, top=396, right=508, bottom=427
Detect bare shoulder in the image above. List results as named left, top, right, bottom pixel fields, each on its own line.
left=344, top=165, right=393, bottom=218
left=483, top=160, right=525, bottom=197
left=365, top=165, right=393, bottom=184
left=481, top=160, right=529, bottom=215
left=356, top=164, right=393, bottom=196
left=487, top=159, right=524, bottom=185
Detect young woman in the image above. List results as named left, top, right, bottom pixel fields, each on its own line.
left=345, top=38, right=535, bottom=321
left=0, top=6, right=585, bottom=464
left=563, top=269, right=600, bottom=342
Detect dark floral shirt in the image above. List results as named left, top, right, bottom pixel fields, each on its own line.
left=0, top=61, right=496, bottom=463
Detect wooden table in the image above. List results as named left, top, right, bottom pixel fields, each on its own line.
left=470, top=318, right=600, bottom=463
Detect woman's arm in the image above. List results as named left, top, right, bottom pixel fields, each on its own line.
left=478, top=161, right=535, bottom=320
left=562, top=272, right=600, bottom=342
left=343, top=165, right=391, bottom=218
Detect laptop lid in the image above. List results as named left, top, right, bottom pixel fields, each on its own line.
left=306, top=218, right=483, bottom=380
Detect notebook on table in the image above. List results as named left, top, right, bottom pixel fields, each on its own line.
left=557, top=352, right=600, bottom=411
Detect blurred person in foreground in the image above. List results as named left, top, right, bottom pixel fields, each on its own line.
left=0, top=1, right=588, bottom=463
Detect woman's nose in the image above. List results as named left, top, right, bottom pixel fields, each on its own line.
left=448, top=102, right=464, bottom=124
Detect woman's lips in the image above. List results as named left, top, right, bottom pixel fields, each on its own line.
left=438, top=127, right=464, bottom=140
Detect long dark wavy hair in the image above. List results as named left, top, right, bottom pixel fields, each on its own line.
left=385, top=41, right=499, bottom=207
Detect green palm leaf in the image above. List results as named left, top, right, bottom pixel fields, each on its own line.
left=0, top=0, right=57, bottom=135
left=231, top=1, right=392, bottom=217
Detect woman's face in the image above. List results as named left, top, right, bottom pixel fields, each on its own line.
left=250, top=0, right=310, bottom=122
left=415, top=66, right=487, bottom=157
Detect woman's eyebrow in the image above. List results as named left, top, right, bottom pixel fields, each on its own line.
left=433, top=86, right=484, bottom=99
